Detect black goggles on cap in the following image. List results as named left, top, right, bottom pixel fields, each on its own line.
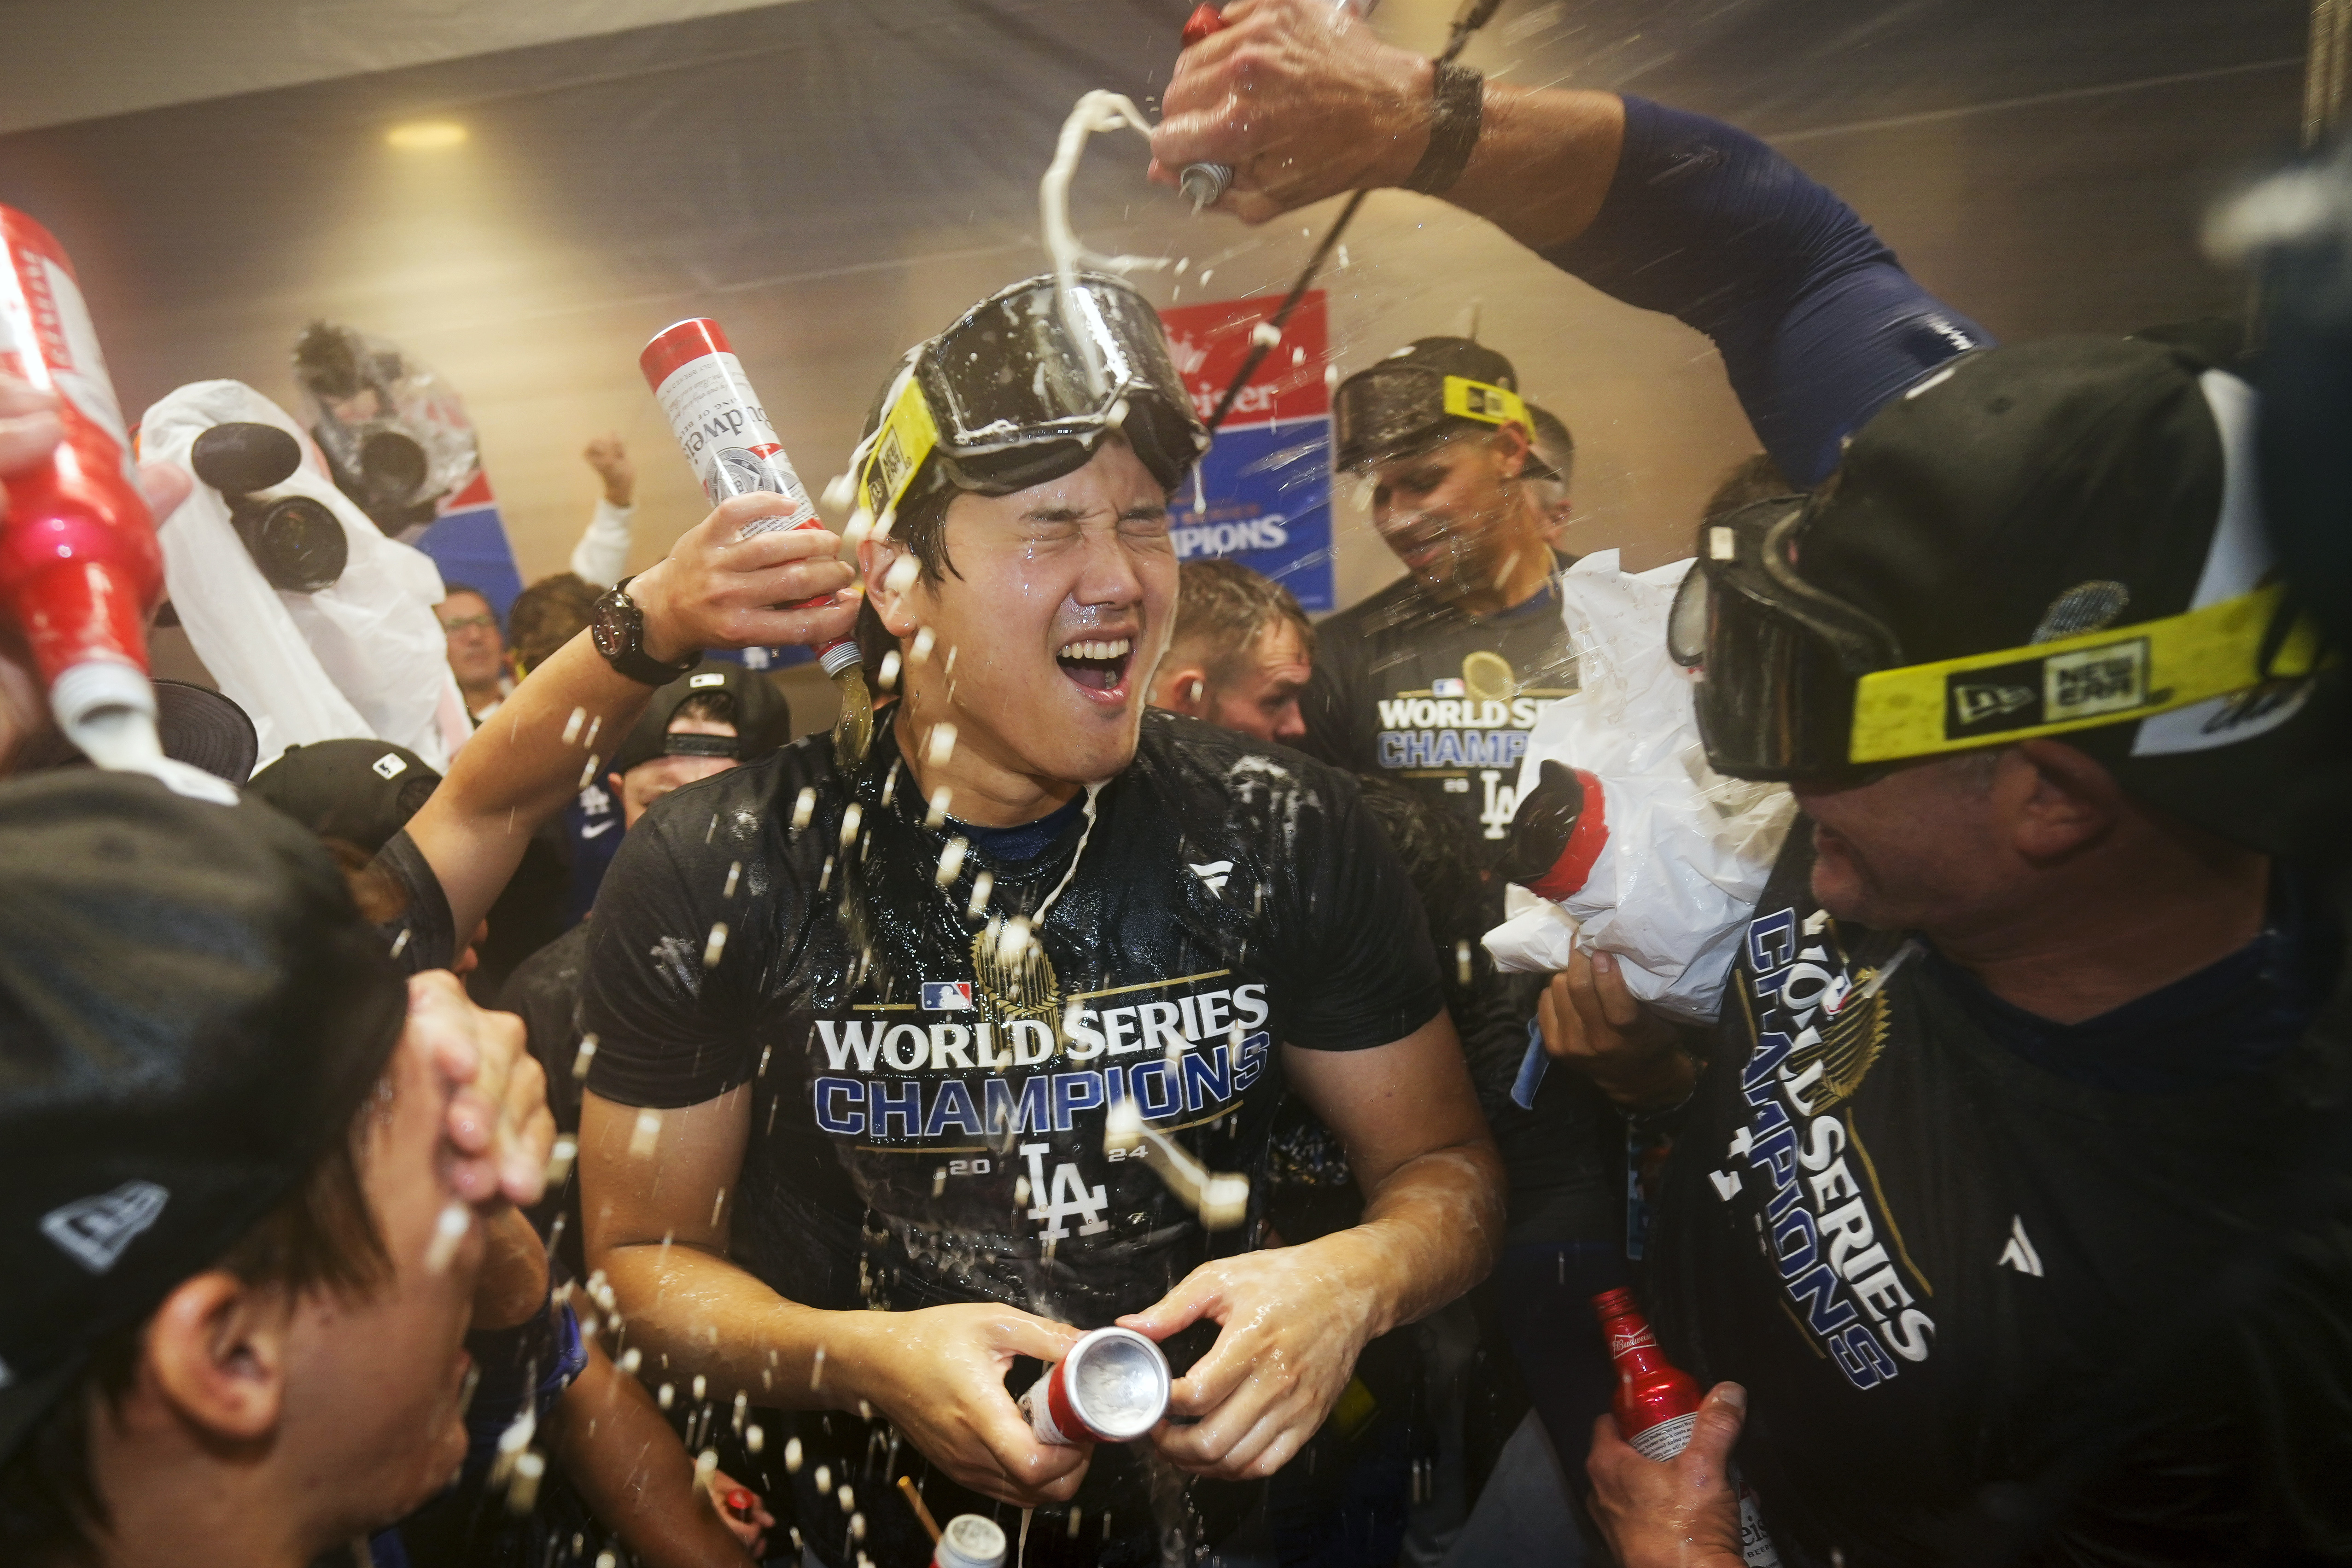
left=1668, top=497, right=1903, bottom=782
left=856, top=274, right=1208, bottom=521
left=1331, top=364, right=1556, bottom=477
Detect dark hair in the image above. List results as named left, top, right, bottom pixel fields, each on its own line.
left=0, top=1127, right=389, bottom=1566
left=292, top=321, right=363, bottom=401
left=1168, top=560, right=1317, bottom=690
left=672, top=690, right=735, bottom=728
left=854, top=483, right=961, bottom=686
left=1702, top=453, right=1799, bottom=519
left=506, top=574, right=600, bottom=672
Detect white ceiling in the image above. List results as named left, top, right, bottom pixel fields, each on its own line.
left=0, top=0, right=806, bottom=134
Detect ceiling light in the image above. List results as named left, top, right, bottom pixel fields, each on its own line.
left=386, top=121, right=468, bottom=151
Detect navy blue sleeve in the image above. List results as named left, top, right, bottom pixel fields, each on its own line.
left=1543, top=96, right=1993, bottom=487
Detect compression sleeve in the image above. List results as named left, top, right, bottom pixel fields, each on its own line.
left=568, top=498, right=635, bottom=589
left=1544, top=96, right=1993, bottom=487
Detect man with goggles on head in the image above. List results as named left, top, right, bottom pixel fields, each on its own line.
left=571, top=273, right=1506, bottom=1568
left=1154, top=5, right=2352, bottom=1563
left=1306, top=337, right=1578, bottom=850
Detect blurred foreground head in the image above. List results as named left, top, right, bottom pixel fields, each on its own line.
left=0, top=774, right=482, bottom=1566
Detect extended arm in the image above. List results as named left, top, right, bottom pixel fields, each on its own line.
left=1123, top=1009, right=1505, bottom=1479
left=403, top=491, right=855, bottom=939
left=551, top=1333, right=769, bottom=1568
left=1149, top=0, right=1990, bottom=485
left=577, top=1086, right=1088, bottom=1508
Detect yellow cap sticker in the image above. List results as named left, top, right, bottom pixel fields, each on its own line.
left=1848, top=580, right=2329, bottom=763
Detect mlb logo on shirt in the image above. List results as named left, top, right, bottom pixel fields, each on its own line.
left=1430, top=677, right=1466, bottom=698
left=922, top=981, right=975, bottom=1012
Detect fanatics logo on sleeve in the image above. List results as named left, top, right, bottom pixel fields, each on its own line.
left=41, top=1180, right=169, bottom=1274
left=921, top=981, right=974, bottom=1012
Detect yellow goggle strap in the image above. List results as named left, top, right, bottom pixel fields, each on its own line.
left=858, top=373, right=941, bottom=522
left=1848, top=579, right=2329, bottom=764
left=1441, top=376, right=1531, bottom=431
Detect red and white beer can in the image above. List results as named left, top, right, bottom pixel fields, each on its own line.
left=639, top=317, right=859, bottom=678
left=1019, top=1326, right=1170, bottom=1446
left=0, top=206, right=163, bottom=747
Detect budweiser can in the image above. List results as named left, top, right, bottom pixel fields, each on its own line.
left=639, top=317, right=858, bottom=678
left=932, top=1513, right=1008, bottom=1568
left=1593, top=1288, right=1782, bottom=1566
left=1019, top=1326, right=1170, bottom=1446
left=0, top=205, right=164, bottom=759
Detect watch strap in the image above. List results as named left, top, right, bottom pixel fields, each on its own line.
left=594, top=578, right=699, bottom=686
left=1404, top=60, right=1484, bottom=196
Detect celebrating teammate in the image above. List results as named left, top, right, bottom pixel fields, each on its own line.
left=572, top=274, right=1505, bottom=1567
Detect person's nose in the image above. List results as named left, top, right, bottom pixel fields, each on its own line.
left=1272, top=699, right=1307, bottom=742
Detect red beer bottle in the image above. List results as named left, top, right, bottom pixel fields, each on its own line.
left=1593, top=1287, right=1783, bottom=1566
left=1594, top=1286, right=1704, bottom=1458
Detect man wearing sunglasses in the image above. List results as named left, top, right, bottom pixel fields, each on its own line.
left=1156, top=4, right=2352, bottom=1564
left=570, top=274, right=1506, bottom=1568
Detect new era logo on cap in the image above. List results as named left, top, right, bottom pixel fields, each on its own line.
left=922, top=981, right=974, bottom=1011
left=372, top=752, right=408, bottom=780
left=41, top=1180, right=169, bottom=1275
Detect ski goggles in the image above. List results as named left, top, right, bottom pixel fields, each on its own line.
left=1331, top=365, right=1557, bottom=476
left=856, top=274, right=1208, bottom=522
left=1670, top=498, right=2334, bottom=780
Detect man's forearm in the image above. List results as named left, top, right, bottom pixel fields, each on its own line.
left=1439, top=85, right=1626, bottom=255
left=598, top=1238, right=877, bottom=1416
left=1294, top=1138, right=1505, bottom=1342
left=554, top=1340, right=752, bottom=1568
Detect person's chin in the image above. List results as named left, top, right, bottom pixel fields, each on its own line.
left=1805, top=822, right=1875, bottom=921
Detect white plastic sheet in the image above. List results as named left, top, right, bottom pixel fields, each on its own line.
left=1482, top=550, right=1796, bottom=1025
left=140, top=379, right=470, bottom=773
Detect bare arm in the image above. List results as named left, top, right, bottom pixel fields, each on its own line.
left=577, top=1087, right=1088, bottom=1507
left=1123, top=1009, right=1505, bottom=1480
left=405, top=491, right=856, bottom=939
left=1145, top=0, right=1624, bottom=253
left=551, top=1333, right=766, bottom=1568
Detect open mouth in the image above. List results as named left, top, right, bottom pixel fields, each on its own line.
left=1057, top=636, right=1134, bottom=698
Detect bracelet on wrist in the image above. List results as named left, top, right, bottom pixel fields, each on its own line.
left=1404, top=60, right=1484, bottom=195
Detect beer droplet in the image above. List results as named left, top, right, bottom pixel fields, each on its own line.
left=572, top=1034, right=598, bottom=1080
left=927, top=723, right=958, bottom=769
left=792, top=787, right=817, bottom=831
left=936, top=837, right=969, bottom=887
left=423, top=1200, right=470, bottom=1273
left=784, top=1436, right=804, bottom=1473
left=629, top=1108, right=663, bottom=1158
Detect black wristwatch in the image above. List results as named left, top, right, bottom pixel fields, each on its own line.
left=590, top=576, right=699, bottom=686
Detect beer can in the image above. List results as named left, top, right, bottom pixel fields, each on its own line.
left=639, top=317, right=859, bottom=679
left=1019, top=1325, right=1170, bottom=1446
left=932, top=1513, right=1008, bottom=1568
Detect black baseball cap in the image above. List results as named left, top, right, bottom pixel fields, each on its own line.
left=606, top=659, right=793, bottom=780
left=248, top=739, right=441, bottom=855
left=1332, top=337, right=1561, bottom=479
left=16, top=680, right=260, bottom=786
left=0, top=773, right=408, bottom=1460
left=1675, top=331, right=2343, bottom=848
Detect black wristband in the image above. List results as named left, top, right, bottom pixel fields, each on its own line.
left=1404, top=60, right=1484, bottom=195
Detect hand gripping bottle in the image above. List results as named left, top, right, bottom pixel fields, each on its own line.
left=1593, top=1288, right=1782, bottom=1566
left=1174, top=2, right=1379, bottom=211
left=640, top=318, right=872, bottom=765
left=0, top=207, right=171, bottom=775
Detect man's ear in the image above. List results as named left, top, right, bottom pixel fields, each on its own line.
left=141, top=1271, right=290, bottom=1444
left=857, top=537, right=923, bottom=637
left=1491, top=423, right=1532, bottom=483
left=2004, top=740, right=2124, bottom=863
left=1154, top=661, right=1214, bottom=718
left=607, top=771, right=626, bottom=800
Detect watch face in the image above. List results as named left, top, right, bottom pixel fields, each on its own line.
left=591, top=593, right=636, bottom=659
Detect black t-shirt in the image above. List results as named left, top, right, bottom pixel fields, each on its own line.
left=1301, top=559, right=1621, bottom=1243
left=1648, top=828, right=2352, bottom=1566
left=579, top=709, right=1444, bottom=1567
left=1298, top=558, right=1579, bottom=863
left=501, top=918, right=595, bottom=1285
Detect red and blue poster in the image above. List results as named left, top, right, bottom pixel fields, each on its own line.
left=1158, top=289, right=1333, bottom=612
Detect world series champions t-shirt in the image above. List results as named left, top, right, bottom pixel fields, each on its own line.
left=1299, top=554, right=1578, bottom=865
left=1645, top=829, right=2352, bottom=1567
left=580, top=709, right=1445, bottom=1568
